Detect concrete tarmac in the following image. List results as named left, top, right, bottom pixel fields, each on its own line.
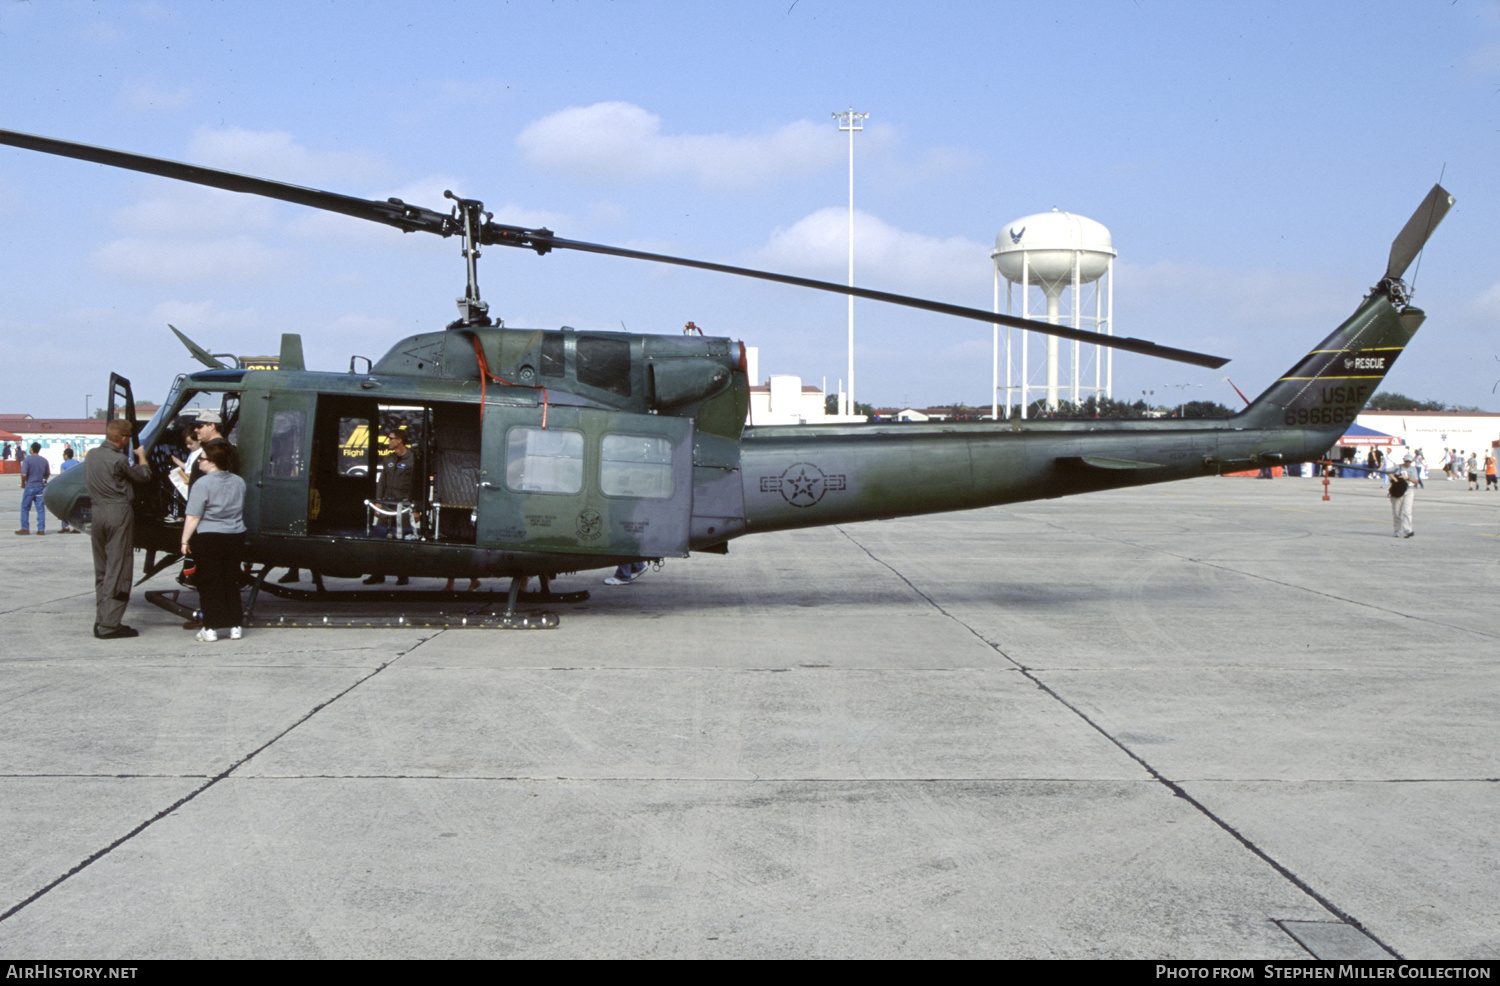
left=1, top=474, right=1496, bottom=959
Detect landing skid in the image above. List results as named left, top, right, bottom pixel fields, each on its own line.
left=145, top=569, right=587, bottom=630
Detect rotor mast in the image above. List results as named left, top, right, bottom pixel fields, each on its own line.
left=445, top=192, right=493, bottom=328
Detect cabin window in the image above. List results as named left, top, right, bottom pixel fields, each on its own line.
left=600, top=434, right=673, bottom=498
left=577, top=335, right=631, bottom=396
left=505, top=427, right=583, bottom=494
left=268, top=410, right=306, bottom=478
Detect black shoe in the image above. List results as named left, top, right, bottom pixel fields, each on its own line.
left=395, top=576, right=409, bottom=586
left=362, top=575, right=386, bottom=585
left=94, top=625, right=139, bottom=639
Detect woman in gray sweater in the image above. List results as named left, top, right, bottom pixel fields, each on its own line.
left=181, top=442, right=247, bottom=642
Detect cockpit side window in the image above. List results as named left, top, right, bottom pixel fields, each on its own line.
left=540, top=333, right=565, bottom=379
left=577, top=336, right=631, bottom=396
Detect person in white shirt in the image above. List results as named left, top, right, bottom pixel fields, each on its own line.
left=1386, top=454, right=1417, bottom=538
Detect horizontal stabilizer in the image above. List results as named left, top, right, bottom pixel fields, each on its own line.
left=1058, top=455, right=1165, bottom=471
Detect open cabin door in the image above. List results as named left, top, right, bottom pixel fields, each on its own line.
left=476, top=405, right=693, bottom=558
left=241, top=388, right=313, bottom=537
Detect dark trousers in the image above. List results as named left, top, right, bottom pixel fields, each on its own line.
left=193, top=531, right=245, bottom=630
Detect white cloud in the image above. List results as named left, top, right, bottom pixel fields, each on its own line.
left=186, top=127, right=389, bottom=187
left=148, top=300, right=264, bottom=337
left=113, top=187, right=276, bottom=237
left=94, top=236, right=291, bottom=283
left=1463, top=40, right=1500, bottom=75
left=881, top=145, right=981, bottom=186
left=1465, top=279, right=1500, bottom=317
left=120, top=81, right=193, bottom=111
left=517, top=102, right=844, bottom=189
left=752, top=207, right=992, bottom=296
left=325, top=312, right=407, bottom=339
left=82, top=20, right=124, bottom=43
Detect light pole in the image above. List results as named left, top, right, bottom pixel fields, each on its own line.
left=833, top=108, right=868, bottom=417
left=85, top=394, right=91, bottom=420
left=1162, top=382, right=1201, bottom=418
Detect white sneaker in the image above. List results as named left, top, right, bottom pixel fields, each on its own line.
left=228, top=627, right=242, bottom=640
left=195, top=627, right=219, bottom=642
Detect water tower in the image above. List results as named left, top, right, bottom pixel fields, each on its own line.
left=991, top=210, right=1116, bottom=417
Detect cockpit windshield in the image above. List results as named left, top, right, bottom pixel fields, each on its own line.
left=139, top=374, right=188, bottom=449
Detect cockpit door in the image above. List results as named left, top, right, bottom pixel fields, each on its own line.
left=476, top=404, right=693, bottom=558
left=107, top=373, right=140, bottom=442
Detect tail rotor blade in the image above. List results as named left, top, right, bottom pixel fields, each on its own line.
left=1386, top=184, right=1455, bottom=282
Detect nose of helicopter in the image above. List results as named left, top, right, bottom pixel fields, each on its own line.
left=43, top=461, right=90, bottom=532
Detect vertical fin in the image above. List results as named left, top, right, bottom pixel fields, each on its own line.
left=279, top=333, right=306, bottom=372
left=1236, top=294, right=1424, bottom=434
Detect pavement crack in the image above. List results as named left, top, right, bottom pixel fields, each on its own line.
left=1032, top=517, right=1500, bottom=641
left=0, top=631, right=441, bottom=926
left=837, top=525, right=1404, bottom=961
left=833, top=526, right=1026, bottom=671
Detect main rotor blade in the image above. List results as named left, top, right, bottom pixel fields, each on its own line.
left=0, top=128, right=457, bottom=236
left=1386, top=184, right=1455, bottom=282
left=2, top=127, right=1229, bottom=368
left=517, top=233, right=1231, bottom=369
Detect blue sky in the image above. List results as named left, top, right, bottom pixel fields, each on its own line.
left=3, top=0, right=1499, bottom=417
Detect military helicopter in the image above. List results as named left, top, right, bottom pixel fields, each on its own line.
left=1, top=129, right=1453, bottom=627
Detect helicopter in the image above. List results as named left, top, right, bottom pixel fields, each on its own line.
left=1, top=128, right=1453, bottom=627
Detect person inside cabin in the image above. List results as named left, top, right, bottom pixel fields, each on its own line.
left=363, top=428, right=417, bottom=586
left=190, top=410, right=237, bottom=484
left=169, top=425, right=201, bottom=505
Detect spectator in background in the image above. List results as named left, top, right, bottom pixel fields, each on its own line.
left=57, top=447, right=83, bottom=533
left=1387, top=453, right=1418, bottom=539
left=16, top=442, right=50, bottom=535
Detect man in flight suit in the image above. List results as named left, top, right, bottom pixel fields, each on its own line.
left=362, top=429, right=415, bottom=586
left=86, top=418, right=152, bottom=638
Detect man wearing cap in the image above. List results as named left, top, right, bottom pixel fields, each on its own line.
left=189, top=409, right=237, bottom=485
left=1386, top=453, right=1418, bottom=539
left=86, top=419, right=152, bottom=638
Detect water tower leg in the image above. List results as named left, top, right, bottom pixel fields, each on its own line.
left=1046, top=289, right=1061, bottom=410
